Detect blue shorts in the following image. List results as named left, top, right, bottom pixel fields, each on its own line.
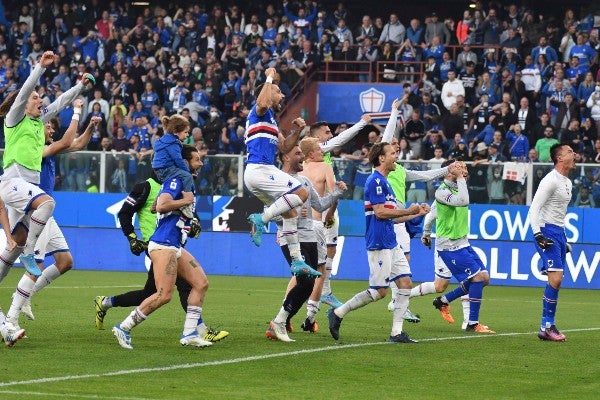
left=534, top=224, right=567, bottom=273
left=437, top=246, right=486, bottom=282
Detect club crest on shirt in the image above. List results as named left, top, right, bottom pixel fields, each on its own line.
left=376, top=186, right=382, bottom=195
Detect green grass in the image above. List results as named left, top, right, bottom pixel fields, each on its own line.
left=0, top=270, right=598, bottom=400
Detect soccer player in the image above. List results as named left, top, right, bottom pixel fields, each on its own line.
left=419, top=202, right=472, bottom=329
left=0, top=51, right=93, bottom=278
left=380, top=98, right=451, bottom=322
left=296, top=136, right=341, bottom=332
left=307, top=115, right=371, bottom=309
left=430, top=159, right=495, bottom=334
left=529, top=143, right=575, bottom=342
left=266, top=143, right=347, bottom=342
left=2, top=100, right=98, bottom=340
left=112, top=145, right=219, bottom=349
left=244, top=67, right=320, bottom=278
left=95, top=157, right=228, bottom=343
left=327, top=142, right=430, bottom=343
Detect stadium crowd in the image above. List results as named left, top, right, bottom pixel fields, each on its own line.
left=0, top=0, right=599, bottom=205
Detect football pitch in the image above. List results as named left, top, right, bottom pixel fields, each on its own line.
left=0, top=270, right=597, bottom=399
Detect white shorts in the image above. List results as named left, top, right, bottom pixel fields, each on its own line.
left=34, top=217, right=69, bottom=262
left=323, top=209, right=339, bottom=247
left=243, top=164, right=303, bottom=206
left=433, top=249, right=452, bottom=279
left=0, top=178, right=47, bottom=215
left=148, top=241, right=182, bottom=258
left=394, top=222, right=411, bottom=254
left=7, top=206, right=30, bottom=232
left=313, top=220, right=327, bottom=265
left=367, top=246, right=411, bottom=289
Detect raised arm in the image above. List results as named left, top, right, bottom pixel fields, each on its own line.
left=405, top=166, right=449, bottom=182
left=381, top=99, right=400, bottom=143
left=4, top=51, right=55, bottom=127
left=256, top=67, right=278, bottom=116
left=435, top=177, right=469, bottom=207
left=278, top=117, right=304, bottom=154
left=320, top=114, right=371, bottom=153
left=42, top=99, right=84, bottom=157
left=42, top=73, right=95, bottom=123
left=68, top=116, right=101, bottom=152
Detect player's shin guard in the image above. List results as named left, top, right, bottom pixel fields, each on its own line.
left=281, top=218, right=301, bottom=260
left=467, top=281, right=484, bottom=324
left=321, top=257, right=333, bottom=295
left=31, top=264, right=61, bottom=295
left=263, top=194, right=303, bottom=223
left=410, top=281, right=436, bottom=297
left=120, top=307, right=147, bottom=331
left=283, top=276, right=314, bottom=321
left=6, top=274, right=35, bottom=324
left=391, top=288, right=411, bottom=336
left=0, top=245, right=24, bottom=283
left=183, top=306, right=202, bottom=335
left=541, top=284, right=559, bottom=329
left=443, top=279, right=471, bottom=303
left=23, top=200, right=55, bottom=255
left=336, top=288, right=381, bottom=318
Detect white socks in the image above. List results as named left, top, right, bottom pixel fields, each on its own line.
left=32, top=264, right=61, bottom=295
left=306, top=300, right=319, bottom=323
left=263, top=194, right=303, bottom=223
left=183, top=306, right=202, bottom=335
left=24, top=201, right=55, bottom=255
left=335, top=289, right=381, bottom=318
left=6, top=275, right=35, bottom=324
left=391, top=288, right=411, bottom=336
left=321, top=257, right=333, bottom=295
left=281, top=218, right=301, bottom=260
left=274, top=306, right=290, bottom=324
left=120, top=307, right=147, bottom=331
left=410, top=282, right=436, bottom=298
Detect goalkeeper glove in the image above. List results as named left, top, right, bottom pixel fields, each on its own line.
left=127, top=233, right=148, bottom=256
left=324, top=217, right=336, bottom=229
left=421, top=235, right=432, bottom=249
left=534, top=232, right=554, bottom=249
left=189, top=218, right=202, bottom=239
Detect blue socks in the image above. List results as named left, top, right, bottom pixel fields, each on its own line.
left=468, top=281, right=484, bottom=323
left=443, top=280, right=470, bottom=303
left=541, top=284, right=559, bottom=330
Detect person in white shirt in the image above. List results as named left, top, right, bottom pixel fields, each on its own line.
left=441, top=70, right=465, bottom=110
left=528, top=143, right=576, bottom=342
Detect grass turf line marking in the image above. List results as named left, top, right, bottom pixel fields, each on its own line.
left=0, top=389, right=152, bottom=400
left=0, top=327, right=598, bottom=389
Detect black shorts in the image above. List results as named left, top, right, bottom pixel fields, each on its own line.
left=280, top=242, right=319, bottom=269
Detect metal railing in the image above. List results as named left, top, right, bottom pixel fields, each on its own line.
left=5, top=148, right=596, bottom=209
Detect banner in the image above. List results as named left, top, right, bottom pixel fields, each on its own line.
left=50, top=194, right=600, bottom=244
left=21, top=229, right=599, bottom=289
left=317, top=83, right=404, bottom=123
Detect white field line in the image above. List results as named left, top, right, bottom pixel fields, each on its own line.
left=0, top=327, right=598, bottom=389
left=0, top=390, right=152, bottom=400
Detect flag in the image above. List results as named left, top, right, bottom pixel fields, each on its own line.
left=502, top=162, right=527, bottom=184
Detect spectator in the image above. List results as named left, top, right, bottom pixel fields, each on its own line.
left=378, top=13, right=405, bottom=45
left=355, top=15, right=376, bottom=45
left=356, top=37, right=377, bottom=82
left=112, top=126, right=130, bottom=152
left=200, top=106, right=224, bottom=154
left=441, top=70, right=464, bottom=110
left=425, top=12, right=450, bottom=45
left=535, top=126, right=560, bottom=162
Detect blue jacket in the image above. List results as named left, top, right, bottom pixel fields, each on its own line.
left=152, top=133, right=189, bottom=171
